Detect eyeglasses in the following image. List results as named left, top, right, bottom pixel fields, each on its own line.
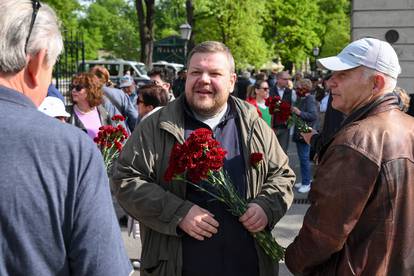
left=260, top=87, right=269, bottom=91
left=70, top=84, right=84, bottom=92
left=25, top=0, right=42, bottom=54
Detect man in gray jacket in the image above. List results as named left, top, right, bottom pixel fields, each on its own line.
left=0, top=1, right=131, bottom=275
left=90, top=65, right=139, bottom=131
left=112, top=41, right=295, bottom=276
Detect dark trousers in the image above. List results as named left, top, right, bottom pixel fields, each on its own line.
left=275, top=127, right=290, bottom=154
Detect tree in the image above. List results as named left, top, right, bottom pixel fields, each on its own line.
left=135, top=0, right=155, bottom=66
left=186, top=0, right=196, bottom=53
left=42, top=0, right=80, bottom=31
left=263, top=0, right=323, bottom=69
left=318, top=0, right=351, bottom=57
left=80, top=0, right=140, bottom=60
left=193, top=0, right=272, bottom=69
left=154, top=0, right=187, bottom=39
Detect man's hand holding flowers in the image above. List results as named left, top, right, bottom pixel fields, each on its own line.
left=165, top=128, right=286, bottom=261
left=239, top=203, right=268, bottom=233
left=178, top=205, right=219, bottom=241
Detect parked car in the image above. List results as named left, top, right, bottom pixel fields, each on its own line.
left=152, top=61, right=184, bottom=78
left=80, top=59, right=150, bottom=87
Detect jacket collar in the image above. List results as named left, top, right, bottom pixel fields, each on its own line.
left=0, top=85, right=37, bottom=109
left=318, top=92, right=401, bottom=162
left=341, top=92, right=400, bottom=129
left=158, top=94, right=259, bottom=143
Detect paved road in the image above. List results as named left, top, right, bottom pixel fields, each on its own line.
left=121, top=140, right=311, bottom=275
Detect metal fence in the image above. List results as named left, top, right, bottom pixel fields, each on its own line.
left=53, top=31, right=85, bottom=107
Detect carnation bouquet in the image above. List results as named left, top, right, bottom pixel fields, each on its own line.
left=164, top=128, right=285, bottom=261
left=265, top=96, right=311, bottom=133
left=93, top=115, right=129, bottom=171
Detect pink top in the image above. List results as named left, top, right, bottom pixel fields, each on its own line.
left=74, top=106, right=102, bottom=139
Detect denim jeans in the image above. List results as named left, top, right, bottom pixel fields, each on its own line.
left=296, top=141, right=311, bottom=186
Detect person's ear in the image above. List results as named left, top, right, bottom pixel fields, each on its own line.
left=25, top=49, right=48, bottom=88
left=229, top=72, right=237, bottom=93
left=372, top=74, right=385, bottom=94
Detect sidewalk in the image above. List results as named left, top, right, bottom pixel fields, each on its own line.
left=121, top=141, right=310, bottom=275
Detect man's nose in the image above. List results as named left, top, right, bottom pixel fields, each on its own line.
left=200, top=72, right=211, bottom=83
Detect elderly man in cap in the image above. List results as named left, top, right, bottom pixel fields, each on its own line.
left=0, top=1, right=131, bottom=275
left=119, top=74, right=138, bottom=105
left=286, top=37, right=414, bottom=275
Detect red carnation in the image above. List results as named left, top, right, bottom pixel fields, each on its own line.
left=94, top=121, right=129, bottom=171
left=111, top=114, right=125, bottom=122
left=163, top=128, right=227, bottom=183
left=250, top=152, right=263, bottom=169
left=162, top=129, right=285, bottom=261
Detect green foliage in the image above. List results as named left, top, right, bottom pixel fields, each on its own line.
left=45, top=0, right=350, bottom=70
left=193, top=0, right=272, bottom=69
left=154, top=0, right=187, bottom=39
left=41, top=0, right=80, bottom=31
left=263, top=0, right=322, bottom=68
left=318, top=0, right=351, bottom=57
left=79, top=0, right=140, bottom=60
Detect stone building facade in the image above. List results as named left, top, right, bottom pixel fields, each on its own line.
left=352, top=0, right=414, bottom=93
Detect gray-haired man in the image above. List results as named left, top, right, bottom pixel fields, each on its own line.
left=286, top=38, right=414, bottom=275
left=0, top=1, right=131, bottom=275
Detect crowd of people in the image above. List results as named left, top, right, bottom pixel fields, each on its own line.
left=2, top=1, right=414, bottom=276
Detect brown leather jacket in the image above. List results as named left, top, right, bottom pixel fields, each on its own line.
left=286, top=94, right=414, bottom=275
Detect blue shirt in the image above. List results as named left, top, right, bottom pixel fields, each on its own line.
left=0, top=86, right=132, bottom=275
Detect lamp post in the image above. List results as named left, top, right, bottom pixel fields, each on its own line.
left=179, top=23, right=192, bottom=64
left=312, top=46, right=320, bottom=76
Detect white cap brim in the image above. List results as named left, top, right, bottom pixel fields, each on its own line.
left=317, top=56, right=359, bottom=72
left=58, top=111, right=71, bottom=118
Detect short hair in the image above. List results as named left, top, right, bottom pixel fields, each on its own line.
left=255, top=72, right=267, bottom=81
left=277, top=71, right=291, bottom=80
left=139, top=84, right=169, bottom=108
left=90, top=65, right=112, bottom=87
left=72, top=72, right=103, bottom=107
left=148, top=67, right=172, bottom=85
left=296, top=78, right=313, bottom=91
left=0, top=0, right=63, bottom=74
left=187, top=41, right=235, bottom=73
left=362, top=66, right=397, bottom=91
left=253, top=79, right=268, bottom=90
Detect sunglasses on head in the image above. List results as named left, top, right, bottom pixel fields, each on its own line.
left=25, top=0, right=42, bottom=54
left=70, top=84, right=84, bottom=92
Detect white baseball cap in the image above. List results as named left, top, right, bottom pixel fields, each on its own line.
left=38, top=96, right=70, bottom=118
left=317, top=38, right=401, bottom=79
left=119, top=75, right=134, bottom=88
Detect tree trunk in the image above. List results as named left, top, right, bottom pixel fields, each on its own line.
left=144, top=0, right=155, bottom=67
left=135, top=0, right=155, bottom=67
left=185, top=0, right=195, bottom=55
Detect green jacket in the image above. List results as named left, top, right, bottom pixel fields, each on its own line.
left=112, top=95, right=295, bottom=276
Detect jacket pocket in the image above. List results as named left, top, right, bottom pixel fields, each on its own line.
left=142, top=261, right=168, bottom=275
left=141, top=229, right=180, bottom=275
left=141, top=230, right=169, bottom=264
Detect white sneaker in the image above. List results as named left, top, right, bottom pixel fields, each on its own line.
left=294, top=182, right=302, bottom=188
left=132, top=260, right=140, bottom=269
left=298, top=185, right=311, bottom=193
